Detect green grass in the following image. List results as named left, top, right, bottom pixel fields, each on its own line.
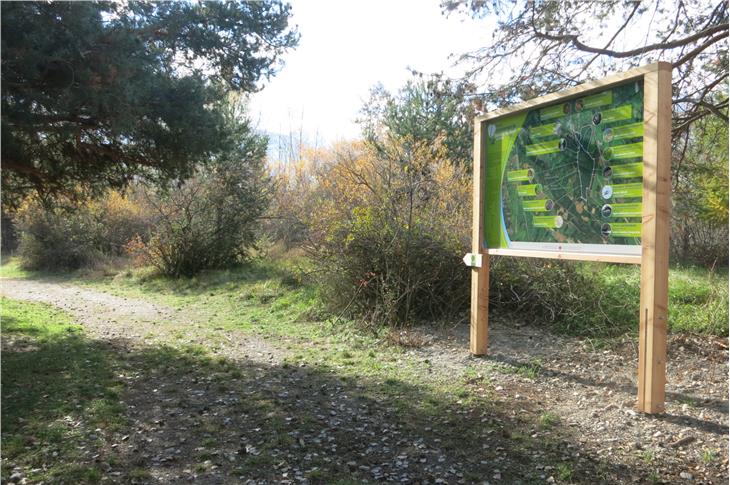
left=0, top=257, right=32, bottom=278
left=5, top=254, right=727, bottom=338
left=1, top=298, right=127, bottom=483
left=566, top=262, right=729, bottom=337
left=701, top=448, right=718, bottom=464
left=538, top=411, right=560, bottom=429
left=556, top=462, right=574, bottom=481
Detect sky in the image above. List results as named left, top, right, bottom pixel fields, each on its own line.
left=247, top=0, right=493, bottom=149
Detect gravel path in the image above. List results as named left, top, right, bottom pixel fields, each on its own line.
left=0, top=277, right=282, bottom=363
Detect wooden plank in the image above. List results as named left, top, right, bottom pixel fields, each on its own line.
left=477, top=62, right=662, bottom=123
left=637, top=62, right=672, bottom=414
left=470, top=253, right=489, bottom=355
left=470, top=120, right=489, bottom=355
left=487, top=248, right=641, bottom=265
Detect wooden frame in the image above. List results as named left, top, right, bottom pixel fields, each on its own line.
left=470, top=62, right=672, bottom=414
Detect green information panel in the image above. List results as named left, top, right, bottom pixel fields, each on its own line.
left=483, top=81, right=644, bottom=255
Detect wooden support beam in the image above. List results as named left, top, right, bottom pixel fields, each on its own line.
left=486, top=248, right=641, bottom=264
left=637, top=62, right=672, bottom=414
left=470, top=254, right=489, bottom=355
left=470, top=120, right=489, bottom=356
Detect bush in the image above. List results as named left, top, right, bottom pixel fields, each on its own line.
left=15, top=192, right=152, bottom=271
left=488, top=258, right=637, bottom=337
left=17, top=205, right=102, bottom=271
left=137, top=135, right=271, bottom=277
left=1, top=211, right=19, bottom=254
left=304, top=138, right=471, bottom=326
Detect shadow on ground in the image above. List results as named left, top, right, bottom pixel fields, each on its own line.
left=2, top=334, right=648, bottom=485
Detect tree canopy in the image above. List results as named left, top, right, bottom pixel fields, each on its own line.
left=2, top=0, right=298, bottom=207
left=442, top=0, right=728, bottom=137
left=359, top=73, right=476, bottom=167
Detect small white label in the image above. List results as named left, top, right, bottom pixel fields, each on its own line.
left=463, top=253, right=482, bottom=267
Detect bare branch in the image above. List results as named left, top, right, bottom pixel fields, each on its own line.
left=532, top=20, right=728, bottom=59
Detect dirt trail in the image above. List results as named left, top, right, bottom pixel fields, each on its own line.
left=0, top=278, right=281, bottom=363
left=2, top=278, right=172, bottom=337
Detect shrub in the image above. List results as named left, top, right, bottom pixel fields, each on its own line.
left=90, top=190, right=153, bottom=256
left=16, top=200, right=103, bottom=271
left=305, top=138, right=471, bottom=326
left=266, top=147, right=330, bottom=250
left=488, top=258, right=637, bottom=337
left=138, top=136, right=271, bottom=277
left=15, top=191, right=153, bottom=271
left=1, top=211, right=19, bottom=254
left=672, top=115, right=728, bottom=267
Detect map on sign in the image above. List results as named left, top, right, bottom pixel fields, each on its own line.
left=483, top=81, right=644, bottom=255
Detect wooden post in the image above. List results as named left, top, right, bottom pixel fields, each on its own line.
left=637, top=62, right=672, bottom=413
left=470, top=120, right=489, bottom=355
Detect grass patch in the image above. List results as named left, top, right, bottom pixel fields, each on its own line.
left=538, top=412, right=560, bottom=429
left=517, top=358, right=543, bottom=379
left=0, top=257, right=33, bottom=279
left=553, top=263, right=729, bottom=337
left=701, top=448, right=718, bottom=464
left=1, top=298, right=126, bottom=483
left=556, top=462, right=574, bottom=481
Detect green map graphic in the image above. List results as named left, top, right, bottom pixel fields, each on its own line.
left=483, top=81, right=644, bottom=248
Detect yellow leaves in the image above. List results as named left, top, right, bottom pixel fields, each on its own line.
left=269, top=134, right=472, bottom=254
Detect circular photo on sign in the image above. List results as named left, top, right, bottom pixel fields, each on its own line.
left=575, top=99, right=584, bottom=112
left=526, top=168, right=535, bottom=181
left=487, top=124, right=496, bottom=139
left=593, top=112, right=602, bottom=125
left=545, top=199, right=555, bottom=211
left=534, top=183, right=544, bottom=196
left=603, top=127, right=614, bottom=142
left=554, top=215, right=564, bottom=229
left=601, top=223, right=612, bottom=237
left=562, top=102, right=571, bottom=115
left=601, top=204, right=613, bottom=218
left=601, top=185, right=613, bottom=199
left=603, top=166, right=613, bottom=178
left=554, top=122, right=562, bottom=136
left=603, top=147, right=614, bottom=160
left=558, top=138, right=567, bottom=151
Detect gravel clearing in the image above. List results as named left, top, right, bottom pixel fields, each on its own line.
left=406, top=318, right=729, bottom=483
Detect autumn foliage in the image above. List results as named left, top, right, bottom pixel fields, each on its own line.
left=272, top=136, right=471, bottom=325
left=16, top=190, right=153, bottom=271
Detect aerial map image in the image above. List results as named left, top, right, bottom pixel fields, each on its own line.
left=483, top=81, right=645, bottom=249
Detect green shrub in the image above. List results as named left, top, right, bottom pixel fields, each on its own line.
left=488, top=258, right=637, bottom=337
left=324, top=207, right=469, bottom=325
left=17, top=206, right=103, bottom=271
left=305, top=138, right=471, bottom=326
left=15, top=191, right=152, bottom=272
left=139, top=135, right=271, bottom=277
left=489, top=260, right=729, bottom=337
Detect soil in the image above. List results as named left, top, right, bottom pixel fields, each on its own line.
left=2, top=277, right=728, bottom=484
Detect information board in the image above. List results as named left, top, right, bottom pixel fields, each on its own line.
left=483, top=81, right=645, bottom=257
left=470, top=63, right=673, bottom=413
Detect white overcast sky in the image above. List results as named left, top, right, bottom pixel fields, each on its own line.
left=248, top=0, right=493, bottom=146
